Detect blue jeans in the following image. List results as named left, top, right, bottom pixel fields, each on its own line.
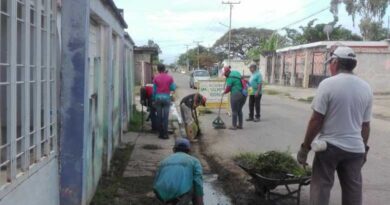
left=155, top=98, right=171, bottom=138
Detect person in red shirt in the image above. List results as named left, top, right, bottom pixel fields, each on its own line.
left=153, top=64, right=176, bottom=139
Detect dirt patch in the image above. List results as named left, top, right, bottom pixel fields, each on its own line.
left=91, top=144, right=135, bottom=205
left=142, top=144, right=162, bottom=150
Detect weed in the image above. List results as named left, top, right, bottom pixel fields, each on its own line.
left=128, top=105, right=145, bottom=132
left=264, top=89, right=281, bottom=95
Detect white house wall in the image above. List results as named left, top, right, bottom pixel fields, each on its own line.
left=0, top=158, right=59, bottom=205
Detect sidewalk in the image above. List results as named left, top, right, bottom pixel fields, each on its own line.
left=265, top=84, right=390, bottom=121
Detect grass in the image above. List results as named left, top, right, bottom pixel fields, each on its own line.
left=128, top=105, right=145, bottom=132
left=90, top=144, right=134, bottom=205
left=298, top=96, right=314, bottom=103
left=264, top=89, right=282, bottom=95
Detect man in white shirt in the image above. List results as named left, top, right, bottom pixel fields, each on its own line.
left=297, top=46, right=373, bottom=205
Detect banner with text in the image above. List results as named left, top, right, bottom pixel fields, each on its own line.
left=198, top=79, right=229, bottom=109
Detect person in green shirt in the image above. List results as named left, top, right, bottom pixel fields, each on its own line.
left=247, top=64, right=263, bottom=122
left=154, top=138, right=204, bottom=205
left=222, top=66, right=247, bottom=130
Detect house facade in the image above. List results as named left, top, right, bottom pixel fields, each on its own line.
left=265, top=41, right=390, bottom=94
left=0, top=0, right=138, bottom=205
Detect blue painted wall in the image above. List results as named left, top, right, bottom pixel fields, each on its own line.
left=59, top=0, right=90, bottom=204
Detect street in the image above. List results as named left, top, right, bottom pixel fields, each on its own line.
left=172, top=72, right=390, bottom=205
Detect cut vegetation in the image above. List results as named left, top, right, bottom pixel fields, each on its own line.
left=234, top=151, right=311, bottom=179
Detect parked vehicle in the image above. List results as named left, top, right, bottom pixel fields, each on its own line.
left=189, top=70, right=210, bottom=89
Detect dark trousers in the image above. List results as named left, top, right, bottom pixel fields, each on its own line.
left=155, top=98, right=171, bottom=138
left=310, top=143, right=364, bottom=205
left=230, top=92, right=247, bottom=127
left=248, top=94, right=262, bottom=119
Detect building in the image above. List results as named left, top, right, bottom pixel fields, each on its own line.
left=0, top=0, right=139, bottom=205
left=265, top=41, right=390, bottom=94
left=134, top=46, right=159, bottom=85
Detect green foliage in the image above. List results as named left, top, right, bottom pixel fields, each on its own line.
left=234, top=151, right=311, bottom=178
left=330, top=0, right=390, bottom=40
left=246, top=33, right=287, bottom=60
left=128, top=105, right=145, bottom=132
left=177, top=46, right=218, bottom=68
left=284, top=19, right=362, bottom=45
left=212, top=27, right=274, bottom=59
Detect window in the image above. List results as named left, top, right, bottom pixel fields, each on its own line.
left=0, top=0, right=57, bottom=190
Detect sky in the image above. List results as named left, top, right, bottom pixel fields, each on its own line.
left=114, top=0, right=387, bottom=64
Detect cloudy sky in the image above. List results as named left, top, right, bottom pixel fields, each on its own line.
left=114, top=0, right=381, bottom=64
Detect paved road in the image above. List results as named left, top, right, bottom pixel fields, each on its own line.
left=172, top=72, right=390, bottom=205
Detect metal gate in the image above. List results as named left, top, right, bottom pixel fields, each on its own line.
left=309, top=52, right=328, bottom=88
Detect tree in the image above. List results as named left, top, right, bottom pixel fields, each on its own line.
left=247, top=33, right=288, bottom=60
left=212, top=27, right=274, bottom=59
left=177, top=46, right=218, bottom=69
left=284, top=19, right=363, bottom=45
left=330, top=0, right=390, bottom=40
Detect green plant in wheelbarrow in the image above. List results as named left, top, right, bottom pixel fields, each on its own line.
left=234, top=151, right=311, bottom=179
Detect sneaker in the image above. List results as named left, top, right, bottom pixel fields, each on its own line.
left=229, top=126, right=237, bottom=130
left=254, top=118, right=260, bottom=122
left=246, top=118, right=254, bottom=122
left=237, top=126, right=243, bottom=129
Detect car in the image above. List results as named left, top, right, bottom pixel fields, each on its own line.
left=189, top=70, right=210, bottom=89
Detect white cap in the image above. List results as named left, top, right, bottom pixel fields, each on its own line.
left=325, top=46, right=356, bottom=64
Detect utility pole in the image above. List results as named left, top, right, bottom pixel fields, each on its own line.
left=185, top=44, right=190, bottom=71
left=193, top=41, right=203, bottom=70
left=222, top=1, right=240, bottom=66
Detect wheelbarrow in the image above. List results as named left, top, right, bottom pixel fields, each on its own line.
left=238, top=164, right=311, bottom=205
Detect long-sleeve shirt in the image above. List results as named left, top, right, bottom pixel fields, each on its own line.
left=153, top=152, right=204, bottom=201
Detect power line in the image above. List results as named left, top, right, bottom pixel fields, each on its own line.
left=260, top=0, right=320, bottom=26
left=278, top=6, right=330, bottom=30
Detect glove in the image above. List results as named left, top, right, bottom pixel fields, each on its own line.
left=297, top=144, right=310, bottom=165
left=363, top=145, right=370, bottom=165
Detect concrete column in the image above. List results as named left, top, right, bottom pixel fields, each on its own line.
left=279, top=55, right=284, bottom=85
left=302, top=50, right=311, bottom=88
left=59, top=0, right=90, bottom=205
left=290, top=52, right=297, bottom=86
left=270, top=55, right=276, bottom=84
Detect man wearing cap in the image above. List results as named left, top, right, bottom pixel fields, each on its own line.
left=154, top=138, right=204, bottom=205
left=297, top=46, right=373, bottom=205
left=180, top=93, right=207, bottom=141
left=222, top=66, right=247, bottom=130
left=246, top=64, right=263, bottom=122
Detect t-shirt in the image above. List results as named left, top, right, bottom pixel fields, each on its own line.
left=249, top=71, right=263, bottom=95
left=153, top=152, right=204, bottom=201
left=153, top=73, right=176, bottom=100
left=311, top=73, right=373, bottom=153
left=226, top=70, right=243, bottom=94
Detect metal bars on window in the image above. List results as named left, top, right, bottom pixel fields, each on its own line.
left=0, top=0, right=57, bottom=190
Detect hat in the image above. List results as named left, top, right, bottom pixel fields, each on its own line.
left=201, top=96, right=207, bottom=106
left=222, top=66, right=231, bottom=76
left=325, top=46, right=356, bottom=64
left=174, top=138, right=190, bottom=150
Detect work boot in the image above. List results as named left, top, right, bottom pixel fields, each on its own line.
left=246, top=118, right=254, bottom=122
